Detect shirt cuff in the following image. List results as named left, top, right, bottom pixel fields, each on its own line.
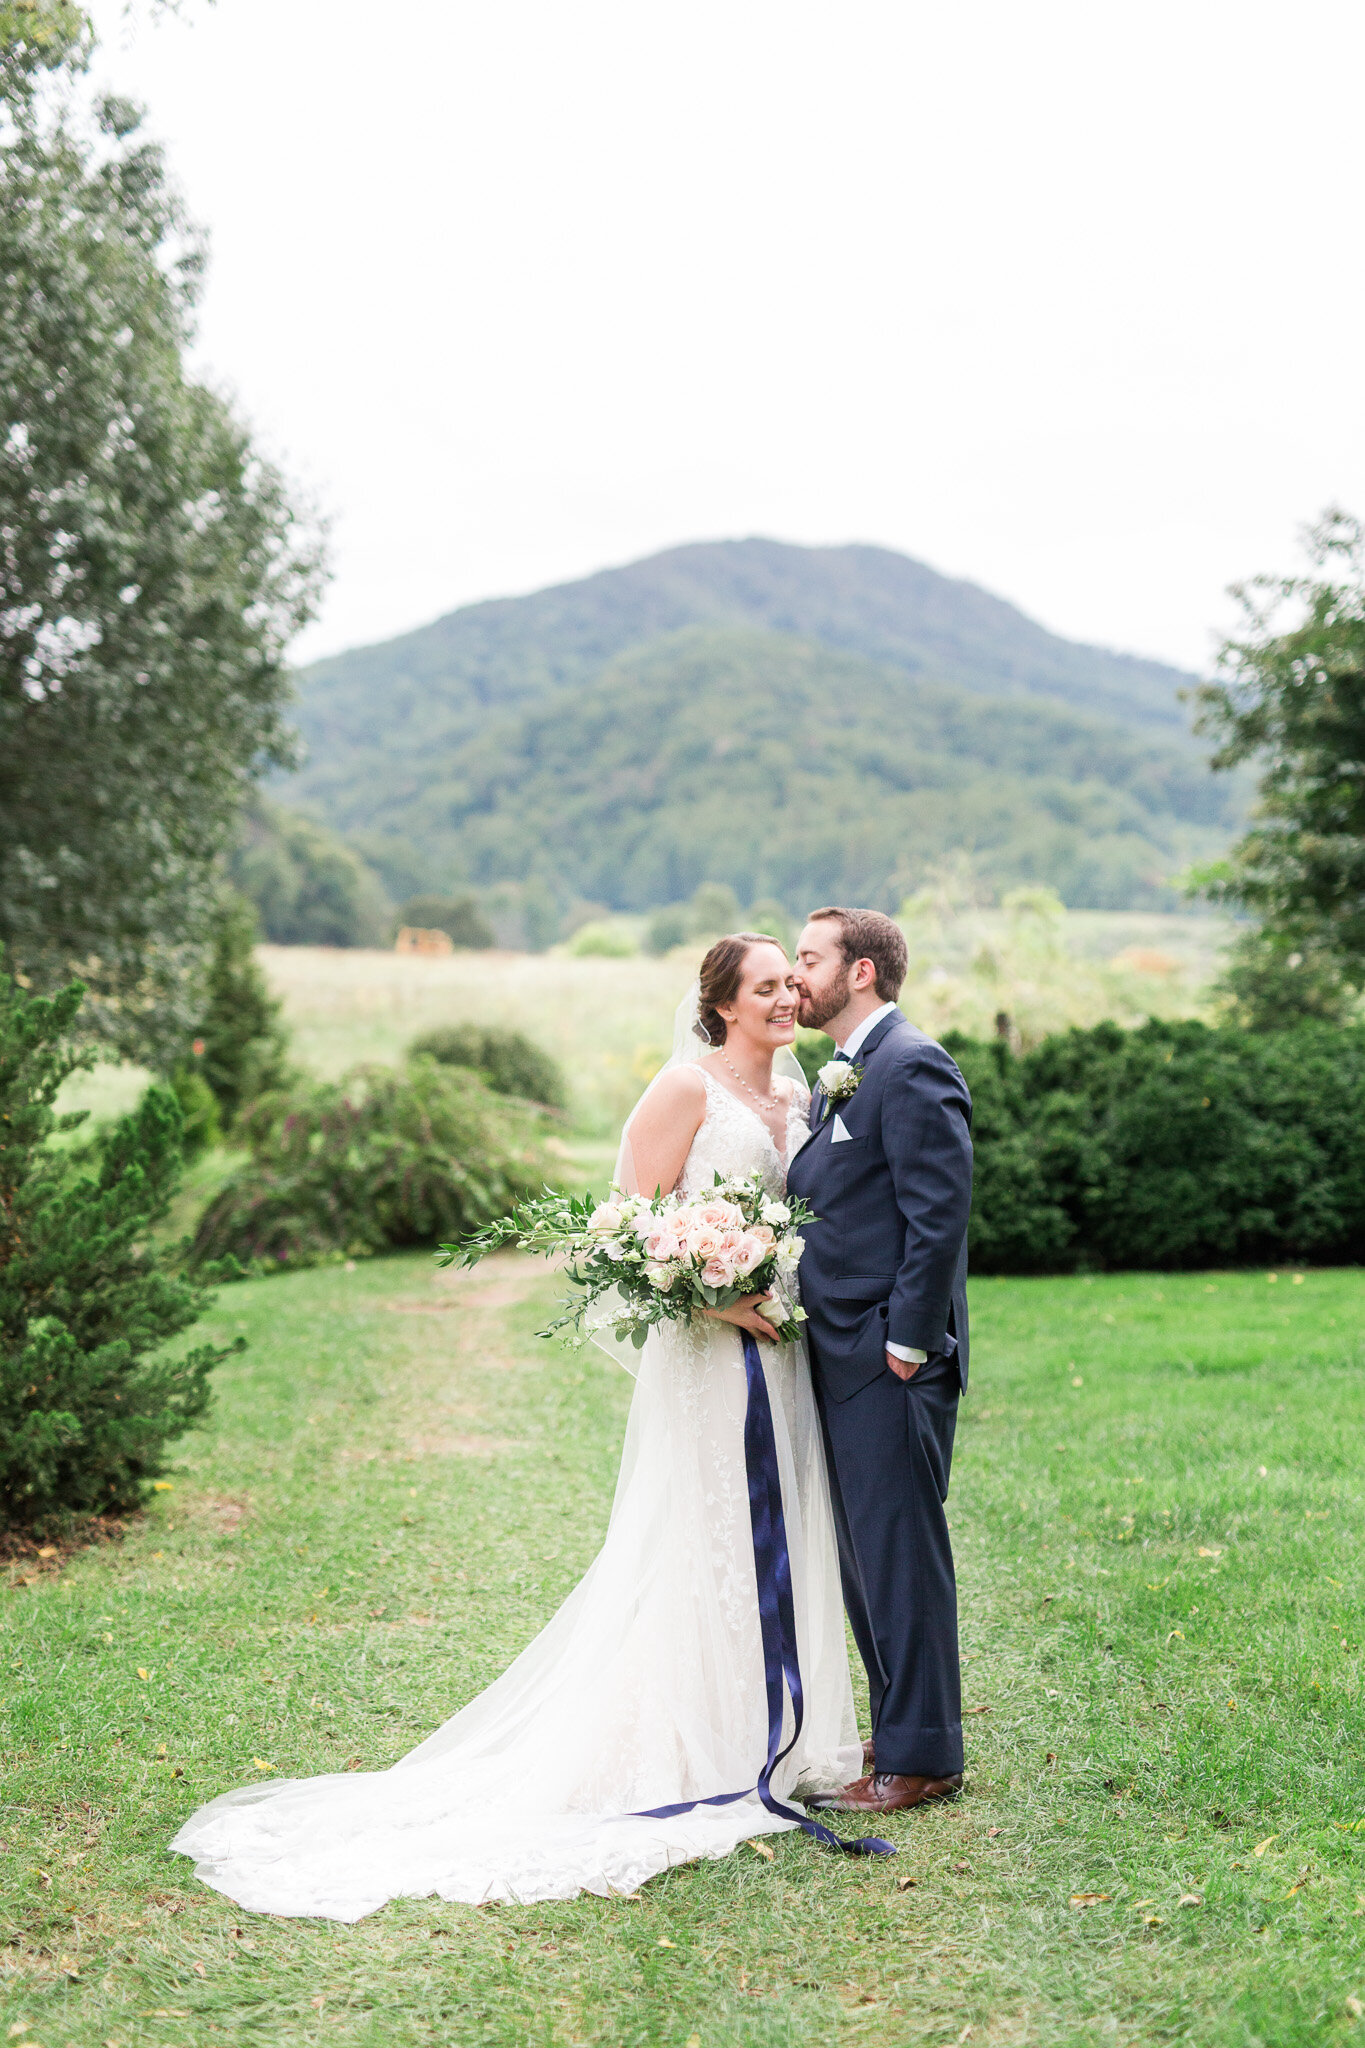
left=886, top=1341, right=928, bottom=1364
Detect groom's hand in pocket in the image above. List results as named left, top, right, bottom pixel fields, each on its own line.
left=886, top=1347, right=925, bottom=1381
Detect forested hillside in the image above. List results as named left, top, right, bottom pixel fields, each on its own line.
left=284, top=539, right=1230, bottom=914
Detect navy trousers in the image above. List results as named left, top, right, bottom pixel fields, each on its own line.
left=814, top=1351, right=963, bottom=1780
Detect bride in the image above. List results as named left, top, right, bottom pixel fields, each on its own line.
left=171, top=933, right=864, bottom=1919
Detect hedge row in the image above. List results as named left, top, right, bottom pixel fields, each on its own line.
left=945, top=1019, right=1365, bottom=1273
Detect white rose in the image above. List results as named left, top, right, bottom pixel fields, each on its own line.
left=644, top=1261, right=676, bottom=1290
left=603, top=1238, right=629, bottom=1261
left=760, top=1199, right=790, bottom=1227
left=776, top=1234, right=805, bottom=1272
left=816, top=1060, right=845, bottom=1092
left=589, top=1201, right=625, bottom=1234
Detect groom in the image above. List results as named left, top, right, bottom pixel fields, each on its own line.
left=785, top=907, right=973, bottom=1814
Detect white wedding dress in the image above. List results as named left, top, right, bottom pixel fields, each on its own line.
left=171, top=1069, right=859, bottom=1919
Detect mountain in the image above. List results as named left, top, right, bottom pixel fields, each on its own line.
left=282, top=539, right=1230, bottom=916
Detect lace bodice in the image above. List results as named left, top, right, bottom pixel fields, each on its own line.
left=676, top=1069, right=811, bottom=1201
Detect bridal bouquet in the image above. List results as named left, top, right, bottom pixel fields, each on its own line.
left=438, top=1175, right=813, bottom=1350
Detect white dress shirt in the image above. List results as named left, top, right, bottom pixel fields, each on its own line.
left=835, top=1000, right=901, bottom=1063
left=831, top=1002, right=927, bottom=1367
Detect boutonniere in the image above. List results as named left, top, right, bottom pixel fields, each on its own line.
left=816, top=1059, right=862, bottom=1120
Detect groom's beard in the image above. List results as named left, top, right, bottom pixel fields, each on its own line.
left=796, top=983, right=848, bottom=1031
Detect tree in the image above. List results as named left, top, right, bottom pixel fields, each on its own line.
left=0, top=23, right=325, bottom=1061
left=1210, top=928, right=1354, bottom=1033
left=0, top=960, right=235, bottom=1531
left=1193, top=511, right=1365, bottom=989
left=229, top=797, right=391, bottom=948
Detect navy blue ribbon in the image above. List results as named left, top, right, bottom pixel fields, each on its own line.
left=635, top=1331, right=894, bottom=1860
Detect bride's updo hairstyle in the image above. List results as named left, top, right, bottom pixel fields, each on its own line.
left=694, top=932, right=783, bottom=1046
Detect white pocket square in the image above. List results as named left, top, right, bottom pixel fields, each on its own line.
left=829, top=1112, right=853, bottom=1143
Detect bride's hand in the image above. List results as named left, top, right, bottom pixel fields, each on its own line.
left=706, top=1295, right=778, bottom=1343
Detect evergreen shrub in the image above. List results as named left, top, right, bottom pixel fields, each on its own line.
left=190, top=1062, right=549, bottom=1274
left=167, top=1061, right=221, bottom=1158
left=1, top=969, right=235, bottom=1532
left=194, top=895, right=292, bottom=1127
left=406, top=1024, right=567, bottom=1108
left=947, top=1017, right=1365, bottom=1273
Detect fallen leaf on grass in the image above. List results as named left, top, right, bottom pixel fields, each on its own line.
left=192, top=1963, right=206, bottom=1977
left=1143, top=1914, right=1163, bottom=1927
left=964, top=1705, right=990, bottom=1716
left=896, top=1875, right=918, bottom=1891
left=1178, top=1893, right=1203, bottom=1907
left=1071, top=1893, right=1110, bottom=1907
left=137, top=1667, right=151, bottom=1681
left=1253, top=1835, right=1278, bottom=1857
left=251, top=1757, right=273, bottom=1772
left=310, top=1995, right=326, bottom=2010
left=1286, top=1879, right=1310, bottom=1897
left=1345, top=1995, right=1362, bottom=2019
left=657, top=1938, right=676, bottom=1948
left=1196, top=1547, right=1222, bottom=1558
left=987, top=1827, right=1003, bottom=1838
left=746, top=1838, right=774, bottom=1860
left=1135, top=1898, right=1156, bottom=1908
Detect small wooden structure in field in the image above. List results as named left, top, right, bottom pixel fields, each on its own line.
left=394, top=926, right=454, bottom=956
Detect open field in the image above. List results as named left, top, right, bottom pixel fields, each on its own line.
left=51, top=910, right=1232, bottom=1150
left=259, top=909, right=1230, bottom=1137
left=4, top=1258, right=1363, bottom=2047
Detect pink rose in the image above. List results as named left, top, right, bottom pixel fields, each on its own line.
left=695, top=1199, right=743, bottom=1231
left=731, top=1232, right=767, bottom=1277
left=688, top=1225, right=725, bottom=1261
left=702, top=1252, right=738, bottom=1288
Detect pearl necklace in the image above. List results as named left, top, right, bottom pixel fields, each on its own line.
left=720, top=1050, right=780, bottom=1110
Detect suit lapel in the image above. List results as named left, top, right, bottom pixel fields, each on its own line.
left=807, top=1015, right=906, bottom=1135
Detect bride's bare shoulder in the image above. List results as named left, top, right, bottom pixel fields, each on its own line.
left=634, top=1064, right=712, bottom=1130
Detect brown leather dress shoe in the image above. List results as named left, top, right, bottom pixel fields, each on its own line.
left=806, top=1770, right=963, bottom=1814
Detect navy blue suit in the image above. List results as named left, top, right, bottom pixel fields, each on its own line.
left=785, top=1010, right=973, bottom=1779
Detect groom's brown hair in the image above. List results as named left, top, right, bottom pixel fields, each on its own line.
left=807, top=907, right=908, bottom=1003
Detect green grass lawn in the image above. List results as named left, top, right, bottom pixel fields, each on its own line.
left=3, top=1260, right=1364, bottom=2048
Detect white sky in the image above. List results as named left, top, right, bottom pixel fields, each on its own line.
left=88, top=0, right=1365, bottom=674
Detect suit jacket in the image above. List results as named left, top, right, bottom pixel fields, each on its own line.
left=786, top=1011, right=973, bottom=1404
